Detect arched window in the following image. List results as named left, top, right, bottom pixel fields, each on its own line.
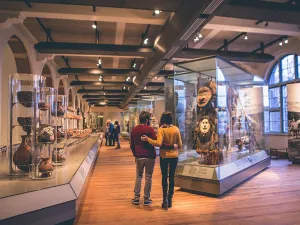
left=267, top=54, right=299, bottom=133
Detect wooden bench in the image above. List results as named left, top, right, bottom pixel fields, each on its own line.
left=270, top=148, right=288, bottom=160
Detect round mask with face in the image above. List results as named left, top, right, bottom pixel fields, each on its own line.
left=197, top=87, right=212, bottom=108
left=199, top=118, right=211, bottom=134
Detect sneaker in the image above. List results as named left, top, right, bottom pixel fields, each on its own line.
left=131, top=198, right=139, bottom=205
left=144, top=199, right=152, bottom=206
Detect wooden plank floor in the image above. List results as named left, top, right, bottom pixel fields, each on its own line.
left=74, top=139, right=300, bottom=225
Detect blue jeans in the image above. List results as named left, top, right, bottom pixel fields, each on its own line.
left=133, top=158, right=155, bottom=200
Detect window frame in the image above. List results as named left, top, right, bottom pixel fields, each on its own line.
left=267, top=54, right=299, bottom=134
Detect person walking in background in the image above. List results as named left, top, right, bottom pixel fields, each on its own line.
left=105, top=121, right=110, bottom=146
left=107, top=120, right=114, bottom=146
left=114, top=121, right=121, bottom=149
left=130, top=111, right=157, bottom=206
left=141, top=112, right=182, bottom=209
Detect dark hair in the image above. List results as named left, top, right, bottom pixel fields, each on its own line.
left=139, top=111, right=151, bottom=124
left=160, top=111, right=173, bottom=126
left=115, top=121, right=119, bottom=125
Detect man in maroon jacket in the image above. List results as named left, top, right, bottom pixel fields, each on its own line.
left=130, top=111, right=156, bottom=206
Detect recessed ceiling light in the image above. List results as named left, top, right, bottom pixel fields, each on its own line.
left=92, top=21, right=97, bottom=29
left=154, top=10, right=161, bottom=15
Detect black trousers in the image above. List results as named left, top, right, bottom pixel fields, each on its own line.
left=160, top=157, right=178, bottom=198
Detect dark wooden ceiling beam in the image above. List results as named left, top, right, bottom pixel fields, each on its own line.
left=58, top=68, right=173, bottom=76
left=35, top=42, right=154, bottom=58
left=70, top=81, right=164, bottom=87
left=77, top=89, right=128, bottom=94
left=219, top=0, right=300, bottom=24
left=177, top=48, right=275, bottom=63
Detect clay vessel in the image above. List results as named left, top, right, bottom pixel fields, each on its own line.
left=52, top=101, right=65, bottom=117
left=17, top=91, right=33, bottom=108
left=38, top=157, right=54, bottom=177
left=52, top=148, right=66, bottom=163
left=17, top=117, right=38, bottom=134
left=38, top=124, right=55, bottom=143
left=13, top=135, right=32, bottom=172
left=38, top=100, right=50, bottom=111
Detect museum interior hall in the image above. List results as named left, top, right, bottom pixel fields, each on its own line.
left=0, top=0, right=300, bottom=225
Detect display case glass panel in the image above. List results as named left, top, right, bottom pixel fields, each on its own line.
left=170, top=56, right=269, bottom=191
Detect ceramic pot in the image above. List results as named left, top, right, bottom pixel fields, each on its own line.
left=52, top=101, right=65, bottom=117
left=52, top=148, right=66, bottom=163
left=38, top=157, right=54, bottom=177
left=38, top=100, right=50, bottom=111
left=13, top=135, right=32, bottom=172
left=38, top=125, right=55, bottom=143
left=17, top=117, right=38, bottom=134
left=17, top=91, right=33, bottom=108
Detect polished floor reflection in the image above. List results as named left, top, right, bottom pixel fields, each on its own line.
left=75, top=139, right=300, bottom=225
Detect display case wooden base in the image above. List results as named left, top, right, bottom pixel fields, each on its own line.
left=175, top=151, right=271, bottom=196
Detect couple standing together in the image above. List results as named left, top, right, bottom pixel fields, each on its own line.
left=130, top=111, right=182, bottom=209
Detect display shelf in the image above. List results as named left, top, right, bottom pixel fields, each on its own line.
left=0, top=134, right=102, bottom=225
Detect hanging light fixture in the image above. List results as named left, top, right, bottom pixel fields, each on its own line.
left=244, top=33, right=248, bottom=40
left=284, top=37, right=288, bottom=44
left=99, top=76, right=103, bottom=81
left=279, top=41, right=283, bottom=46
left=92, top=21, right=97, bottom=29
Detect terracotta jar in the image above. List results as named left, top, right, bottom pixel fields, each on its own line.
left=38, top=100, right=50, bottom=111
left=17, top=91, right=33, bottom=108
left=38, top=157, right=54, bottom=178
left=13, top=135, right=32, bottom=172
left=57, top=101, right=65, bottom=117
left=52, top=148, right=66, bottom=163
left=55, top=126, right=65, bottom=141
left=38, top=125, right=55, bottom=143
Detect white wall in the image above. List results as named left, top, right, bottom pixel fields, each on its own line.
left=1, top=44, right=17, bottom=147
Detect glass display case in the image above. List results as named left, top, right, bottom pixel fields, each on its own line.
left=128, top=105, right=139, bottom=133
left=52, top=95, right=68, bottom=167
left=121, top=110, right=130, bottom=137
left=169, top=56, right=270, bottom=195
left=31, top=87, right=57, bottom=179
left=8, top=74, right=46, bottom=176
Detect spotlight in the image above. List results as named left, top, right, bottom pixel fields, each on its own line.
left=244, top=33, right=248, bottom=40
left=99, top=76, right=102, bottom=81
left=284, top=38, right=288, bottom=44
left=123, top=86, right=126, bottom=90
left=198, top=33, right=202, bottom=38
left=154, top=76, right=158, bottom=79
left=144, top=86, right=147, bottom=90
left=92, top=21, right=97, bottom=29
left=97, top=57, right=102, bottom=68
left=133, top=76, right=136, bottom=82
left=279, top=41, right=283, bottom=46
left=194, top=37, right=199, bottom=42
left=126, top=76, right=131, bottom=81
left=154, top=10, right=161, bottom=15
left=104, top=92, right=106, bottom=95
left=133, top=63, right=136, bottom=69
left=143, top=38, right=149, bottom=45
